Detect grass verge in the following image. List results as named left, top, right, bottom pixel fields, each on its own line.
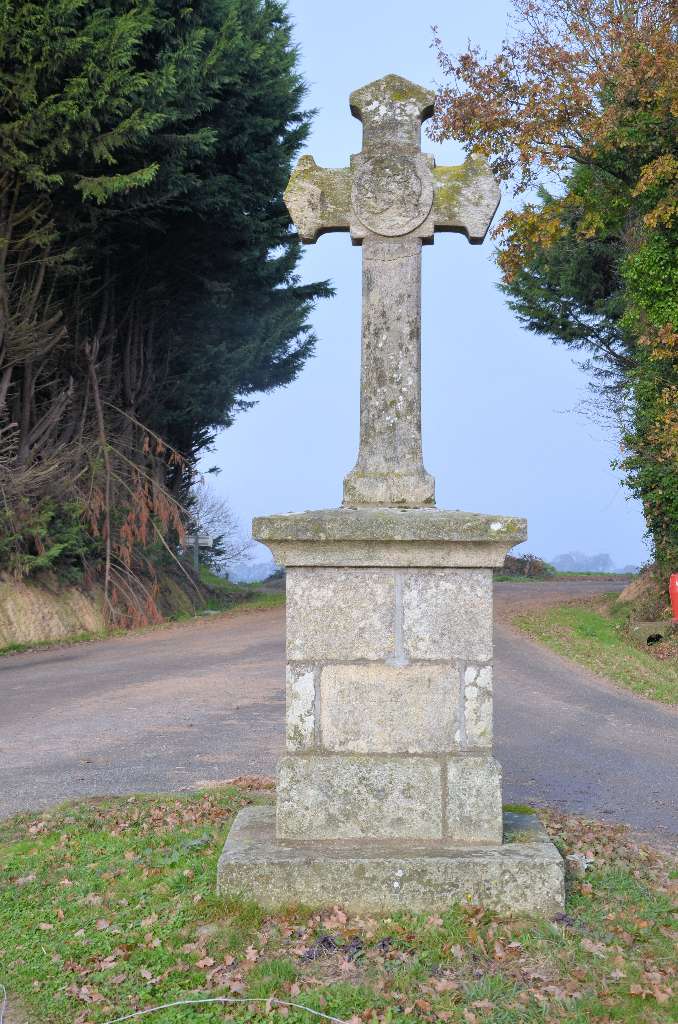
left=0, top=787, right=675, bottom=1024
left=514, top=594, right=677, bottom=704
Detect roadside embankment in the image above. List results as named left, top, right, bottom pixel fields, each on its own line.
left=0, top=568, right=283, bottom=654
left=0, top=574, right=106, bottom=650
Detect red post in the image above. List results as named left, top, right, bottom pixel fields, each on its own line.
left=670, top=573, right=678, bottom=623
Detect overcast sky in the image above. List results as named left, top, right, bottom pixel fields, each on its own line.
left=200, top=0, right=648, bottom=570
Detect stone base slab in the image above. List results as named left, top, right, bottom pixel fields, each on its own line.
left=217, top=806, right=565, bottom=916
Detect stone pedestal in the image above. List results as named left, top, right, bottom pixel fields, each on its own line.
left=217, top=508, right=565, bottom=914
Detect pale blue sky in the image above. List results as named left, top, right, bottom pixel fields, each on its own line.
left=201, top=0, right=648, bottom=568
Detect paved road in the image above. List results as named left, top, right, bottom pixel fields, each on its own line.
left=1, top=581, right=676, bottom=838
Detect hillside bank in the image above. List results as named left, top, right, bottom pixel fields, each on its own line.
left=0, top=569, right=281, bottom=652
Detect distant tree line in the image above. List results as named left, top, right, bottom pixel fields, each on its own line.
left=432, top=0, right=676, bottom=579
left=0, top=0, right=329, bottom=620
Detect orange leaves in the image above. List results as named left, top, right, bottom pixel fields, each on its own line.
left=629, top=981, right=674, bottom=1003
left=494, top=204, right=567, bottom=281
left=633, top=155, right=678, bottom=228
left=431, top=1, right=675, bottom=196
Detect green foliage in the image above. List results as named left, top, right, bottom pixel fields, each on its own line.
left=617, top=353, right=678, bottom=574
left=433, top=2, right=677, bottom=574
left=502, top=179, right=677, bottom=570
left=0, top=0, right=330, bottom=599
left=622, top=234, right=678, bottom=333
left=0, top=500, right=99, bottom=581
left=617, top=229, right=678, bottom=574
left=499, top=170, right=634, bottom=392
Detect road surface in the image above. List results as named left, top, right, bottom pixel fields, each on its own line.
left=1, top=580, right=676, bottom=838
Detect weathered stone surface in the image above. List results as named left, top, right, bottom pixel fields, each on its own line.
left=349, top=74, right=435, bottom=151
left=433, top=157, right=500, bottom=245
left=446, top=756, right=502, bottom=844
left=343, top=234, right=434, bottom=508
left=286, top=568, right=395, bottom=662
left=265, top=540, right=515, bottom=569
left=284, top=157, right=352, bottom=243
left=282, top=74, right=501, bottom=507
left=254, top=508, right=527, bottom=569
left=276, top=754, right=443, bottom=840
left=254, top=508, right=527, bottom=544
left=285, top=665, right=316, bottom=751
left=464, top=665, right=493, bottom=747
left=218, top=805, right=565, bottom=915
left=402, top=569, right=492, bottom=661
left=320, top=663, right=459, bottom=754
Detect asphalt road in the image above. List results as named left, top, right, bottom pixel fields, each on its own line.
left=1, top=580, right=676, bottom=838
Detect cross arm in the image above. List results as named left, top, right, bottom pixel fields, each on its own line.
left=284, top=155, right=353, bottom=243
left=433, top=155, right=500, bottom=244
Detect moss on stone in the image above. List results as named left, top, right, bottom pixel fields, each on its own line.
left=350, top=75, right=434, bottom=118
left=253, top=508, right=527, bottom=547
left=284, top=157, right=352, bottom=219
left=433, top=159, right=480, bottom=211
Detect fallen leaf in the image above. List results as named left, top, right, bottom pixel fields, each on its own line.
left=430, top=978, right=459, bottom=993
left=581, top=938, right=607, bottom=958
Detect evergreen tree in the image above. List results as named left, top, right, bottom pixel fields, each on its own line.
left=0, top=0, right=330, bottom=615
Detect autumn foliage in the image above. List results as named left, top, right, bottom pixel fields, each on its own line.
left=432, top=0, right=677, bottom=577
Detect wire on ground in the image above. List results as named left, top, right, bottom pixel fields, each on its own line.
left=100, top=995, right=352, bottom=1024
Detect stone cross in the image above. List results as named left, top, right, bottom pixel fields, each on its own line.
left=284, top=74, right=500, bottom=508
left=218, top=74, right=564, bottom=917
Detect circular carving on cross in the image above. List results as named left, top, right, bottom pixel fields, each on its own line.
left=352, top=151, right=433, bottom=237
